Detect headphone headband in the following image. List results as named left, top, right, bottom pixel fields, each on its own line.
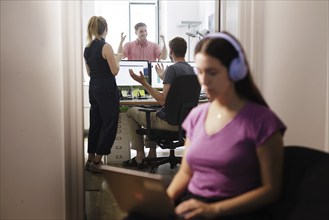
left=205, top=32, right=247, bottom=81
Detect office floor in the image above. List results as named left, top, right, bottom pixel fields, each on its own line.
left=84, top=141, right=183, bottom=220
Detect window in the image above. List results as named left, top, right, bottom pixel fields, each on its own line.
left=82, top=1, right=159, bottom=82
left=129, top=2, right=158, bottom=43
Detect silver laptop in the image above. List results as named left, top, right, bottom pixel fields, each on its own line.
left=100, top=165, right=180, bottom=220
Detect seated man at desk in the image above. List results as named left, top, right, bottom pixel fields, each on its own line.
left=122, top=37, right=195, bottom=168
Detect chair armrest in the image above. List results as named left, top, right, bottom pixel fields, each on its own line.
left=137, top=108, right=157, bottom=137
left=138, top=108, right=157, bottom=113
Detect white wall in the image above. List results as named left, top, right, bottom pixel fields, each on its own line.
left=262, top=1, right=328, bottom=151
left=0, top=1, right=84, bottom=219
left=160, top=1, right=215, bottom=61
left=221, top=0, right=329, bottom=152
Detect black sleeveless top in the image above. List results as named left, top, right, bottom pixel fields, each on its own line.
left=84, top=38, right=114, bottom=79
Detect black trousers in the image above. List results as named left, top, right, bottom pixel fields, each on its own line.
left=175, top=191, right=272, bottom=220
left=124, top=191, right=271, bottom=220
left=88, top=78, right=119, bottom=155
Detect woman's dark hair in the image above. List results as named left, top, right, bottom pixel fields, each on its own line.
left=194, top=32, right=269, bottom=107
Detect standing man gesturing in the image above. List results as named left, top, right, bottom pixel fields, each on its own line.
left=118, top=22, right=167, bottom=62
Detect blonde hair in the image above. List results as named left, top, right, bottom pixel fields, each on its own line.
left=86, top=16, right=107, bottom=46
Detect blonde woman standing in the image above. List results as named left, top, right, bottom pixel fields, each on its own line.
left=84, top=16, right=122, bottom=172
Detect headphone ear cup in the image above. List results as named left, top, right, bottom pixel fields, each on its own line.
left=229, top=56, right=247, bottom=81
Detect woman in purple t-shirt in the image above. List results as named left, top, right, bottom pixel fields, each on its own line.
left=167, top=32, right=286, bottom=220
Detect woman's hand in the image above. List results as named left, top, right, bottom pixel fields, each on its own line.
left=115, top=53, right=123, bottom=62
left=175, top=199, right=218, bottom=220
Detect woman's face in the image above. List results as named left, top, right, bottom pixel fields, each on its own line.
left=194, top=53, right=234, bottom=100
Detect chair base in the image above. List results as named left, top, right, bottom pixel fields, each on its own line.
left=143, top=149, right=181, bottom=172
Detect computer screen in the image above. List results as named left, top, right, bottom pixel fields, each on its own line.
left=150, top=61, right=197, bottom=88
left=187, top=61, right=196, bottom=69
left=150, top=61, right=173, bottom=89
left=116, top=60, right=149, bottom=86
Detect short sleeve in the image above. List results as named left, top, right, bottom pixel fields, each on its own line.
left=163, top=66, right=176, bottom=84
left=182, top=111, right=194, bottom=140
left=182, top=103, right=209, bottom=141
left=154, top=44, right=161, bottom=59
left=122, top=42, right=130, bottom=59
left=250, top=107, right=287, bottom=147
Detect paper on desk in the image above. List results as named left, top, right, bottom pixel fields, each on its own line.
left=121, top=90, right=128, bottom=97
left=139, top=90, right=145, bottom=96
left=132, top=89, right=139, bottom=98
left=132, top=89, right=146, bottom=98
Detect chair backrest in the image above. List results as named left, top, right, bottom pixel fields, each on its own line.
left=164, top=75, right=201, bottom=126
left=268, top=145, right=329, bottom=220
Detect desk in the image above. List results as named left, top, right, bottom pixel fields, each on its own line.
left=120, top=98, right=208, bottom=106
left=120, top=98, right=160, bottom=106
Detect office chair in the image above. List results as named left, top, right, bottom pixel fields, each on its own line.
left=136, top=75, right=201, bottom=172
left=268, top=145, right=329, bottom=220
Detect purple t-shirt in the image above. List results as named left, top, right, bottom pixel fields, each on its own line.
left=183, top=101, right=286, bottom=199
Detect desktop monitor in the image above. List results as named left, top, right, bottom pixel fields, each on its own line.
left=187, top=61, right=196, bottom=69
left=150, top=61, right=197, bottom=89
left=150, top=61, right=174, bottom=89
left=116, top=60, right=150, bottom=86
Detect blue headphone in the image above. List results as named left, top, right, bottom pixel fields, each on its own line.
left=205, top=32, right=248, bottom=81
